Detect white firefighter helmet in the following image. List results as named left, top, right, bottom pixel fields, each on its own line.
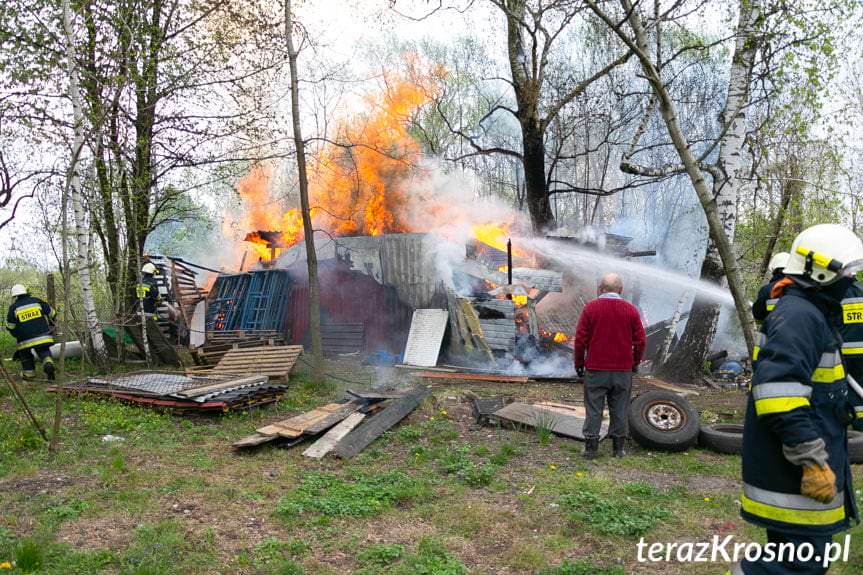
left=141, top=263, right=157, bottom=275
left=783, top=224, right=863, bottom=285
left=768, top=252, right=790, bottom=273
left=10, top=284, right=28, bottom=297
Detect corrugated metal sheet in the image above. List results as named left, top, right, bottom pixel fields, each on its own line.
left=535, top=291, right=587, bottom=335
left=287, top=260, right=413, bottom=355
left=278, top=233, right=444, bottom=310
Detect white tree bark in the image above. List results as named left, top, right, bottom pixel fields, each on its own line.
left=63, top=0, right=106, bottom=360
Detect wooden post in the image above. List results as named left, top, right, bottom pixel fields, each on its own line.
left=46, top=273, right=56, bottom=309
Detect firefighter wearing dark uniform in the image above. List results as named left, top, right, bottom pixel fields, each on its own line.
left=731, top=224, right=863, bottom=575
left=136, top=263, right=160, bottom=317
left=5, top=284, right=56, bottom=380
left=840, top=281, right=863, bottom=431
left=752, top=252, right=789, bottom=322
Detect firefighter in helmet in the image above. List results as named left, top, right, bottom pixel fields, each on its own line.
left=731, top=224, right=863, bottom=574
left=839, top=275, right=863, bottom=431
left=5, top=284, right=56, bottom=380
left=752, top=251, right=789, bottom=322
left=136, top=263, right=161, bottom=318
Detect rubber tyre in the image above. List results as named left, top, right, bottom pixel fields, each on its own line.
left=628, top=390, right=700, bottom=452
left=699, top=423, right=744, bottom=455
left=849, top=430, right=863, bottom=465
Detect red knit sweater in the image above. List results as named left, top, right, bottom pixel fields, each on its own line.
left=573, top=295, right=646, bottom=371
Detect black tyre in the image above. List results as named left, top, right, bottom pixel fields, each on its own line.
left=629, top=390, right=700, bottom=452
left=699, top=423, right=744, bottom=455
left=849, top=430, right=863, bottom=465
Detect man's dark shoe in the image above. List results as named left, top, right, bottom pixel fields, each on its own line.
left=583, top=438, right=599, bottom=460
left=612, top=437, right=626, bottom=458
left=44, top=362, right=56, bottom=381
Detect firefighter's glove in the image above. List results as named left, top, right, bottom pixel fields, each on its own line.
left=801, top=463, right=837, bottom=504
left=576, top=367, right=585, bottom=378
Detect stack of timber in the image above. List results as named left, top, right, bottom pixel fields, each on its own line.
left=49, top=372, right=287, bottom=413
left=194, top=345, right=303, bottom=383
left=233, top=387, right=429, bottom=457
left=192, top=330, right=285, bottom=366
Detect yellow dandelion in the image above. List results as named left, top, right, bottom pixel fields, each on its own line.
left=575, top=472, right=584, bottom=478
left=549, top=464, right=557, bottom=470
left=440, top=409, right=448, bottom=416
left=429, top=416, right=436, bottom=421
left=0, top=562, right=11, bottom=570
left=704, top=497, right=711, bottom=502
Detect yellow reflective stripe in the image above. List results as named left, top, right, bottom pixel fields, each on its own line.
left=766, top=298, right=778, bottom=311
left=752, top=381, right=811, bottom=401
left=811, top=364, right=845, bottom=383
left=741, top=495, right=845, bottom=526
left=754, top=396, right=810, bottom=416
left=844, top=302, right=863, bottom=324
left=842, top=343, right=863, bottom=356
left=17, top=335, right=54, bottom=350
left=752, top=346, right=760, bottom=361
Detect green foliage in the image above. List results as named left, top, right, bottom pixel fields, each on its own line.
left=275, top=471, right=430, bottom=519
left=119, top=521, right=215, bottom=575
left=80, top=399, right=170, bottom=437
left=395, top=424, right=423, bottom=443
left=270, top=559, right=304, bottom=575
left=357, top=544, right=405, bottom=567
left=534, top=411, right=558, bottom=446
left=253, top=537, right=310, bottom=569
left=45, top=498, right=89, bottom=524
left=13, top=538, right=43, bottom=573
left=538, top=559, right=625, bottom=575
left=389, top=538, right=467, bottom=575
left=436, top=445, right=498, bottom=487
left=559, top=481, right=671, bottom=537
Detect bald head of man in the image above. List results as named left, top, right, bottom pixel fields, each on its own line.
left=598, top=273, right=623, bottom=295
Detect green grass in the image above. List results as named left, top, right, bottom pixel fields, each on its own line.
left=538, top=559, right=625, bottom=575
left=558, top=478, right=673, bottom=537
left=1, top=366, right=862, bottom=575
left=275, top=470, right=431, bottom=520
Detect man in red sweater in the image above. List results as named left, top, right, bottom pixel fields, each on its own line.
left=574, top=273, right=646, bottom=459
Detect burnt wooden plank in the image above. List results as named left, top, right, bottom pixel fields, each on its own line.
left=302, top=413, right=366, bottom=459
left=333, top=388, right=430, bottom=458
left=347, top=388, right=411, bottom=400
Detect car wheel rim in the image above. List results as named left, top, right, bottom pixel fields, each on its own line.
left=644, top=401, right=686, bottom=432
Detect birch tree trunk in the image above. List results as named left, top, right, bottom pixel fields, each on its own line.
left=285, top=0, right=324, bottom=382
left=586, top=0, right=757, bottom=378
left=659, top=0, right=761, bottom=382
left=63, top=0, right=106, bottom=362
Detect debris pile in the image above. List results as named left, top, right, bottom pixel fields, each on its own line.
left=51, top=371, right=289, bottom=413
left=233, top=387, right=430, bottom=458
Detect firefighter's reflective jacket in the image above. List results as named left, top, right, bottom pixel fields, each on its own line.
left=742, top=284, right=859, bottom=537
left=752, top=272, right=785, bottom=322
left=5, top=295, right=55, bottom=350
left=841, top=281, right=863, bottom=430
left=135, top=276, right=160, bottom=315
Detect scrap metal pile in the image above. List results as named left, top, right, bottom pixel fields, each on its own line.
left=51, top=371, right=290, bottom=413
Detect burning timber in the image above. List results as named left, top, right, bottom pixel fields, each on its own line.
left=199, top=227, right=661, bottom=376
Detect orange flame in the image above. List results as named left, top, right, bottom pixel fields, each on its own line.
left=553, top=332, right=569, bottom=343
left=512, top=294, right=528, bottom=306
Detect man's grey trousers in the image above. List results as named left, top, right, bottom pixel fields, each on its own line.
left=582, top=370, right=633, bottom=439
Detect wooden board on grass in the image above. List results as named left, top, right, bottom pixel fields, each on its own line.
left=302, top=413, right=366, bottom=459
left=255, top=402, right=347, bottom=437
left=493, top=402, right=608, bottom=441
left=333, top=388, right=430, bottom=458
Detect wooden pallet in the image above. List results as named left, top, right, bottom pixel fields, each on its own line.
left=207, top=345, right=303, bottom=382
